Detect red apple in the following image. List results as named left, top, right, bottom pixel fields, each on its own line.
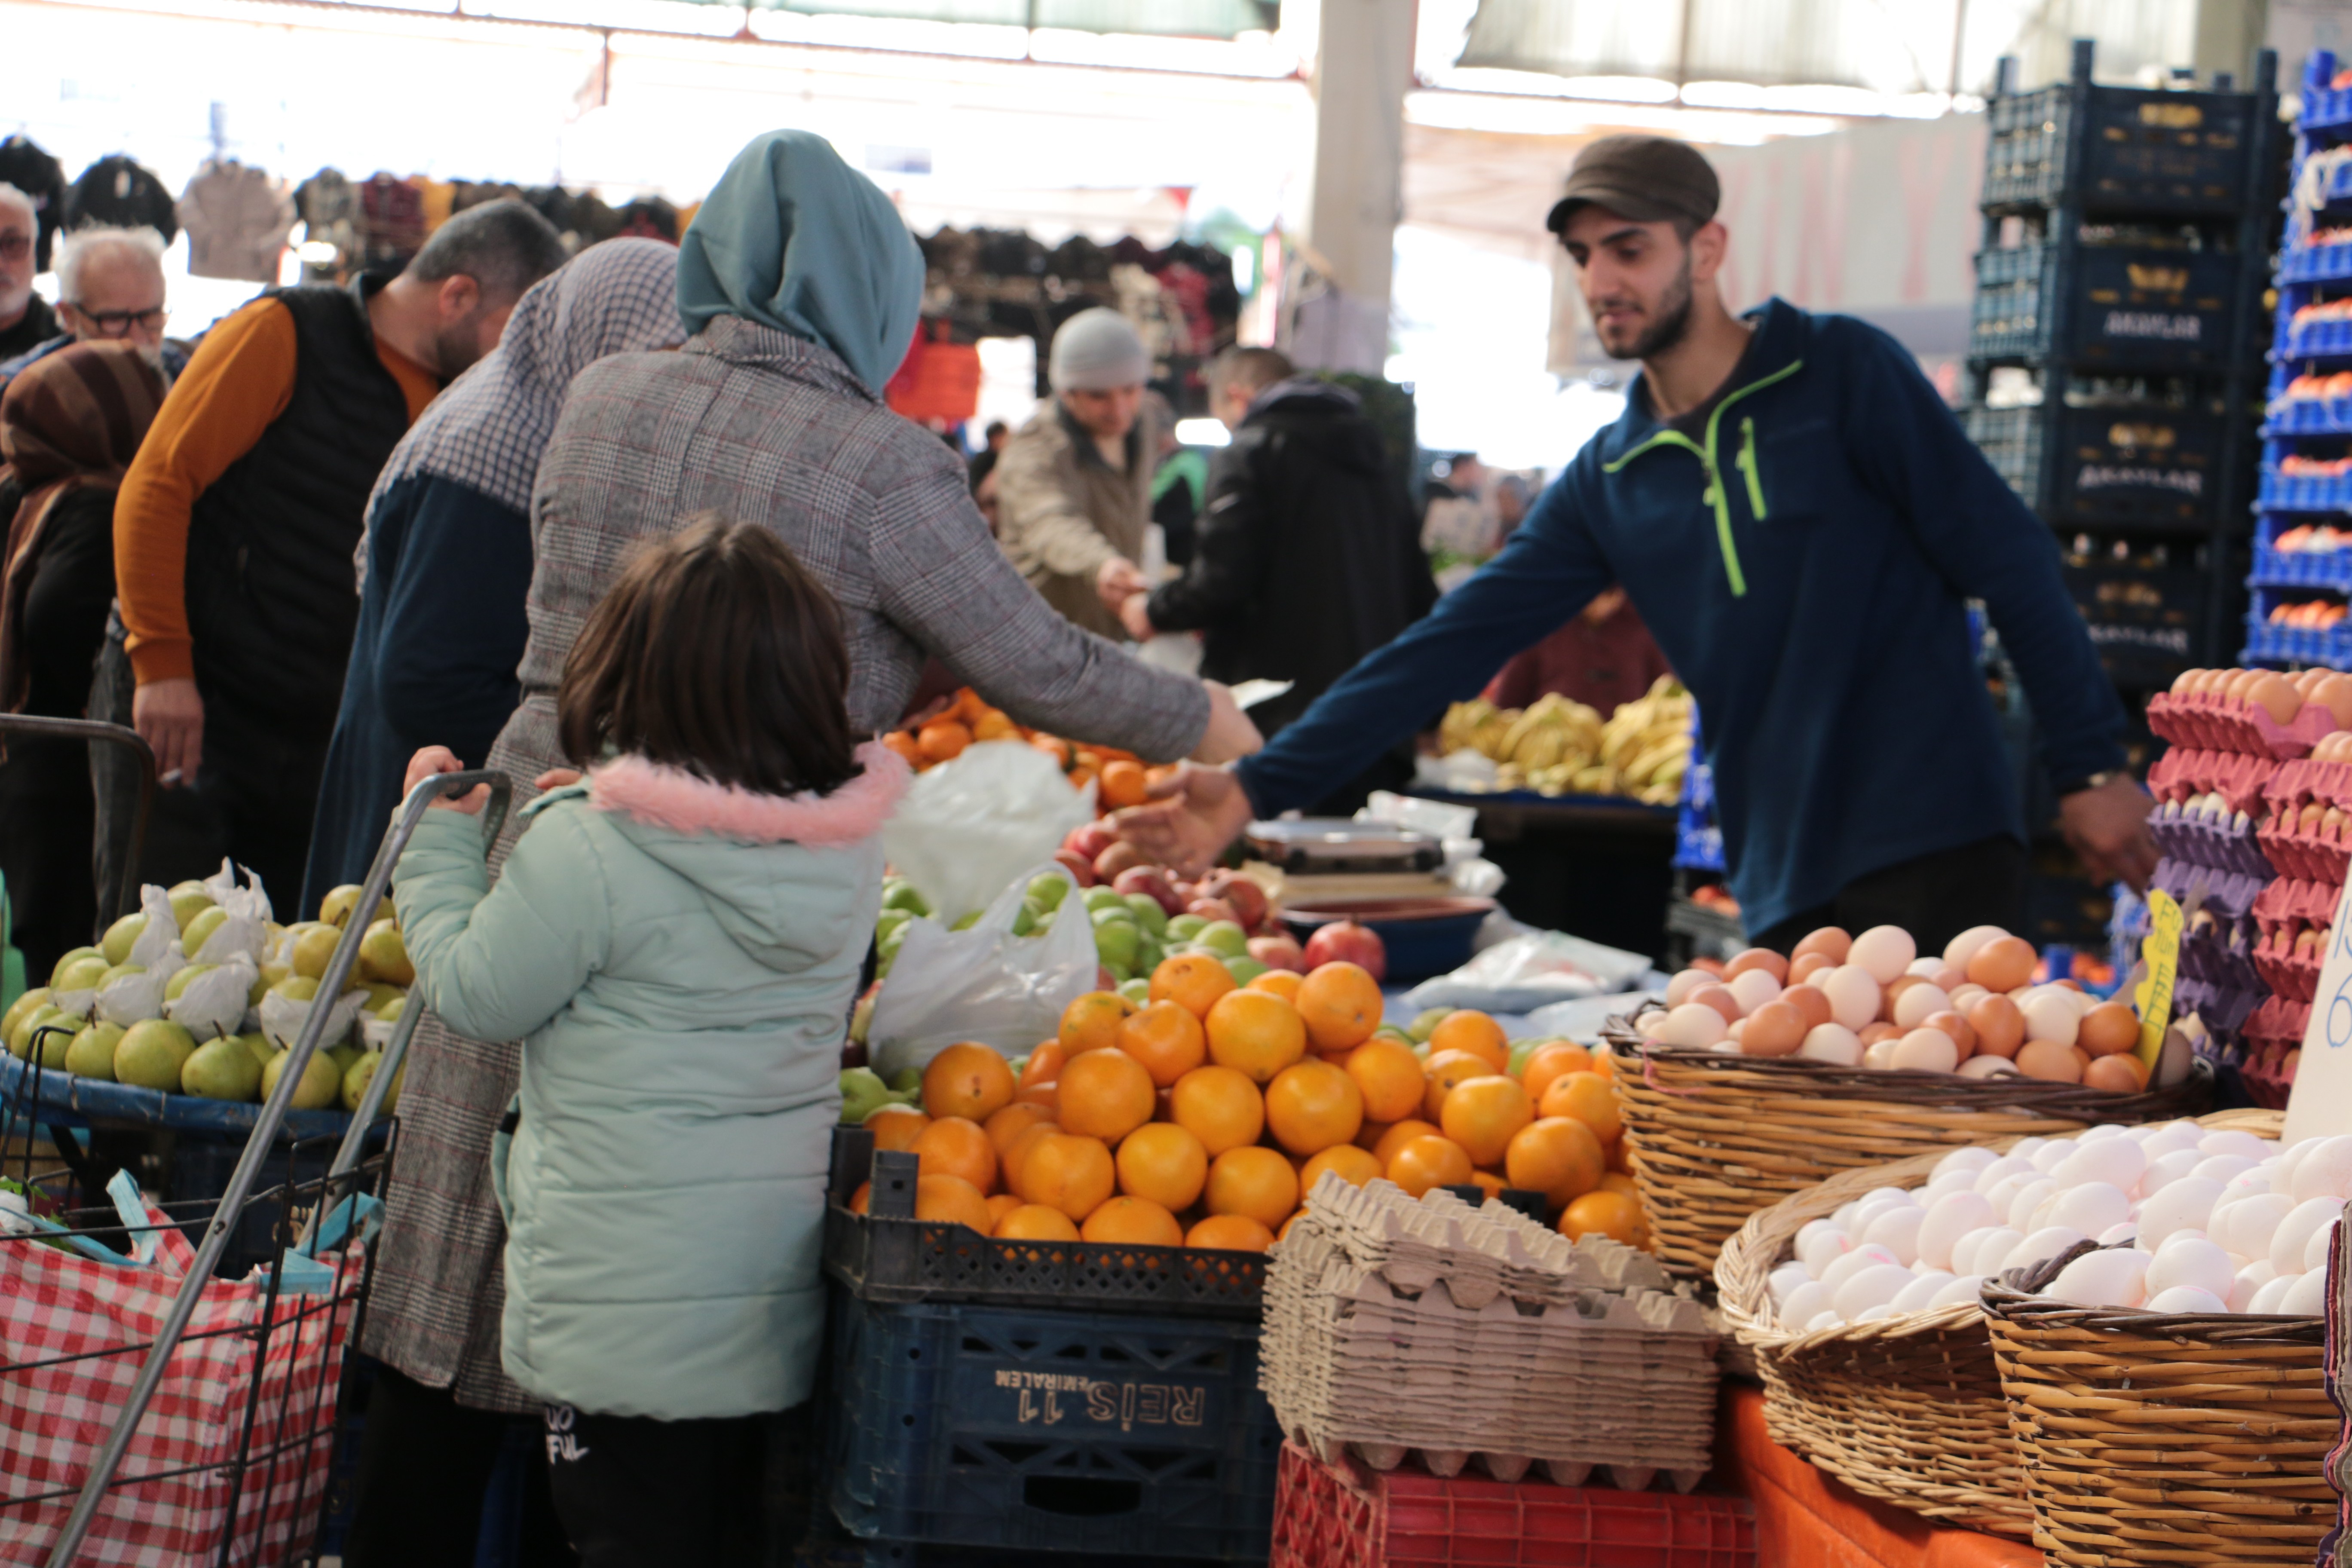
left=1113, top=865, right=1184, bottom=916
left=1098, top=965, right=1118, bottom=990
left=1186, top=897, right=1240, bottom=927
left=1201, top=870, right=1270, bottom=932
left=1247, top=933, right=1307, bottom=973
left=1064, top=822, right=1115, bottom=861
left=1095, top=841, right=1147, bottom=881
left=1303, top=919, right=1387, bottom=982
left=1052, top=849, right=1097, bottom=888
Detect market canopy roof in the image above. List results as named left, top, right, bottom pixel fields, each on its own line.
left=669, top=0, right=1278, bottom=38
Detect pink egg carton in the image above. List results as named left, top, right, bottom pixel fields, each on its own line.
left=2254, top=815, right=2352, bottom=882
left=2243, top=994, right=2308, bottom=1050
left=2265, top=757, right=2352, bottom=814
left=2251, top=874, right=2344, bottom=928
left=2147, top=747, right=2283, bottom=816
left=2144, top=690, right=2341, bottom=758
left=2251, top=937, right=2323, bottom=1002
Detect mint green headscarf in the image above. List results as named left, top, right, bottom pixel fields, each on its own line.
left=676, top=130, right=925, bottom=396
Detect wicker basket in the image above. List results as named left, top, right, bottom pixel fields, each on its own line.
left=1604, top=1012, right=2214, bottom=1276
left=1712, top=1108, right=2279, bottom=1538
left=1981, top=1271, right=2330, bottom=1565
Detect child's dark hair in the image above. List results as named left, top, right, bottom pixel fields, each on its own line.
left=557, top=514, right=861, bottom=796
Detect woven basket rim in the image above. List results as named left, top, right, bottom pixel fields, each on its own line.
left=1979, top=1275, right=2326, bottom=1344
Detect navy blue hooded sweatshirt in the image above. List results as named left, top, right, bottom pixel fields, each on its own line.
left=1233, top=299, right=2128, bottom=937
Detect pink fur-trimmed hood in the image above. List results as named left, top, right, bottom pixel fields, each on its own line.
left=585, top=741, right=909, bottom=847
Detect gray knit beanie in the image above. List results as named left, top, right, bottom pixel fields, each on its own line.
left=1048, top=306, right=1149, bottom=392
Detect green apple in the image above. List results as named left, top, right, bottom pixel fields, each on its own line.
left=1222, top=956, right=1269, bottom=986
left=261, top=1046, right=341, bottom=1110
left=1117, top=977, right=1152, bottom=1006
left=1123, top=894, right=1170, bottom=937
left=1167, top=914, right=1209, bottom=942
left=886, top=1066, right=924, bottom=1095
left=839, top=1066, right=893, bottom=1126
left=879, top=879, right=929, bottom=917
left=949, top=910, right=982, bottom=931
left=65, top=1021, right=123, bottom=1080
left=341, top=1050, right=401, bottom=1114
left=50, top=954, right=107, bottom=993
left=1092, top=916, right=1139, bottom=972
left=1, top=987, right=52, bottom=1044
left=1197, top=921, right=1249, bottom=959
left=1010, top=902, right=1037, bottom=937
left=1082, top=886, right=1128, bottom=915
left=166, top=885, right=215, bottom=929
left=183, top=1035, right=263, bottom=1100
left=358, top=919, right=413, bottom=986
left=101, top=912, right=148, bottom=965
left=1027, top=873, right=1070, bottom=912
left=876, top=907, right=913, bottom=941
left=164, top=965, right=217, bottom=1003
left=1409, top=1008, right=1451, bottom=1044
left=114, top=1019, right=196, bottom=1090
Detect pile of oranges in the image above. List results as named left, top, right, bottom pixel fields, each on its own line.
left=847, top=952, right=1648, bottom=1252
left=878, top=686, right=1164, bottom=806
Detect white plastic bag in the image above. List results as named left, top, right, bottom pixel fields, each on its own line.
left=877, top=741, right=1095, bottom=924
left=258, top=983, right=370, bottom=1053
left=192, top=858, right=273, bottom=962
left=95, top=940, right=180, bottom=1026
left=126, top=884, right=180, bottom=969
left=1400, top=929, right=1654, bottom=1016
left=166, top=952, right=260, bottom=1042
left=868, top=862, right=1096, bottom=1079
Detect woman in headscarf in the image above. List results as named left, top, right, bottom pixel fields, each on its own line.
left=358, top=131, right=1258, bottom=1564
left=0, top=342, right=164, bottom=978
left=300, top=238, right=682, bottom=919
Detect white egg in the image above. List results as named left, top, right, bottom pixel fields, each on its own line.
left=1934, top=1146, right=1999, bottom=1181
left=2277, top=1134, right=2329, bottom=1190
left=1860, top=1185, right=1917, bottom=1210
left=1833, top=1200, right=1865, bottom=1231
left=2004, top=1225, right=2089, bottom=1274
left=1819, top=1244, right=1901, bottom=1295
left=1943, top=925, right=2008, bottom=968
left=2198, top=1130, right=2273, bottom=1163
left=1833, top=1262, right=1918, bottom=1319
left=2267, top=1197, right=2340, bottom=1276
left=2010, top=1137, right=2050, bottom=1161
left=1958, top=1055, right=2019, bottom=1079
left=2138, top=1148, right=2203, bottom=1199
left=2306, top=1218, right=2340, bottom=1273
left=1664, top=969, right=1715, bottom=1006
left=1971, top=1156, right=2033, bottom=1194
left=2020, top=993, right=2080, bottom=1047
left=1862, top=1037, right=1903, bottom=1070
left=1804, top=1309, right=1846, bottom=1332
left=2008, top=1178, right=2058, bottom=1232
left=2146, top=1235, right=2236, bottom=1301
left=1795, top=1217, right=1842, bottom=1247
left=1848, top=925, right=1916, bottom=985
left=2045, top=1247, right=2150, bottom=1308
left=1636, top=1013, right=1668, bottom=1038
left=1957, top=1226, right=2023, bottom=1277
left=2212, top=1192, right=2295, bottom=1261
left=1921, top=1170, right=1978, bottom=1202
left=2282, top=1270, right=2329, bottom=1316
left=2189, top=1155, right=2256, bottom=1188
left=1768, top=1262, right=1815, bottom=1305
left=1853, top=1303, right=1898, bottom=1322
left=1890, top=1031, right=1960, bottom=1073
left=1851, top=1193, right=1909, bottom=1230
left=1890, top=1271, right=1957, bottom=1312
left=2229, top=1260, right=2276, bottom=1311
left=2079, top=1121, right=2129, bottom=1140
left=2138, top=1122, right=2206, bottom=1161
left=2138, top=1176, right=2225, bottom=1251
left=1979, top=1176, right=2032, bottom=1221
left=1795, top=1226, right=1853, bottom=1274
left=2217, top=1166, right=2280, bottom=1211
left=2029, top=1140, right=2075, bottom=1175
left=1709, top=1040, right=1743, bottom=1054
left=1863, top=1206, right=1926, bottom=1265
left=1929, top=1273, right=1989, bottom=1308
left=2291, top=1136, right=2352, bottom=1204
left=1918, top=1191, right=1997, bottom=1271
left=2248, top=1274, right=2301, bottom=1314
left=2145, top=1286, right=2228, bottom=1314
left=1946, top=983, right=1990, bottom=1014
left=2055, top=1140, right=2146, bottom=1191
left=1892, top=985, right=1951, bottom=1029
left=1820, top=966, right=1882, bottom=1032
left=1726, top=967, right=1782, bottom=1016
left=2097, top=1221, right=2140, bottom=1245
left=2050, top=1182, right=2132, bottom=1238
left=1779, top=1280, right=1831, bottom=1327
left=1798, top=1023, right=1863, bottom=1066
left=1656, top=1003, right=1729, bottom=1048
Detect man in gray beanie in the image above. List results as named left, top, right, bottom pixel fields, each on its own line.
left=995, top=306, right=1164, bottom=640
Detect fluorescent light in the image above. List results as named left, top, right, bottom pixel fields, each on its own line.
left=1433, top=67, right=1679, bottom=104
left=1403, top=90, right=1839, bottom=144
left=1174, top=418, right=1231, bottom=447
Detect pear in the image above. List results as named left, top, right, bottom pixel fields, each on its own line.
left=261, top=1046, right=341, bottom=1110
left=99, top=962, right=146, bottom=989
left=50, top=954, right=107, bottom=993
left=180, top=905, right=230, bottom=957
left=248, top=962, right=293, bottom=1007
left=48, top=946, right=103, bottom=986
left=164, top=964, right=217, bottom=1003
left=839, top=1066, right=894, bottom=1126
left=166, top=885, right=214, bottom=929
left=114, top=1019, right=196, bottom=1090
left=9, top=1003, right=64, bottom=1060
left=101, top=912, right=148, bottom=965
left=357, top=919, right=414, bottom=987
left=327, top=1042, right=362, bottom=1075
left=290, top=924, right=341, bottom=981
left=375, top=993, right=407, bottom=1023
left=65, top=1021, right=124, bottom=1080
left=360, top=982, right=404, bottom=1013
left=0, top=987, right=52, bottom=1045
left=272, top=974, right=320, bottom=1003
left=30, top=1014, right=86, bottom=1069
left=341, top=1050, right=402, bottom=1115
left=237, top=1033, right=276, bottom=1068
left=183, top=1035, right=264, bottom=1101
left=320, top=885, right=395, bottom=930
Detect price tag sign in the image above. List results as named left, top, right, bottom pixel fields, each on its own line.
left=2285, top=876, right=2352, bottom=1147
left=2134, top=888, right=2182, bottom=1069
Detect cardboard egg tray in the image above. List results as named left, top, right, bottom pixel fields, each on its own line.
left=2147, top=809, right=2278, bottom=881
left=2149, top=747, right=2284, bottom=817
left=2152, top=857, right=2272, bottom=922
left=2263, top=757, right=2352, bottom=813
left=2144, top=691, right=2339, bottom=758
left=1260, top=1177, right=1717, bottom=1494
left=2252, top=873, right=2342, bottom=929
left=2255, top=815, right=2352, bottom=883
left=2240, top=996, right=2306, bottom=1110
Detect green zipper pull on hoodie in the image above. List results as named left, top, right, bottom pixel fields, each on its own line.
left=1736, top=416, right=1767, bottom=521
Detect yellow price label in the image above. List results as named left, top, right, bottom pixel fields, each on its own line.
left=2134, top=888, right=2182, bottom=1068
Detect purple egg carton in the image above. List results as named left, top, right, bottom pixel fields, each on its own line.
left=2175, top=975, right=2264, bottom=1037
left=2152, top=857, right=2273, bottom=922
left=2177, top=922, right=2266, bottom=995
left=2145, top=810, right=2278, bottom=881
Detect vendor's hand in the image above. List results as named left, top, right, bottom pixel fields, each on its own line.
left=133, top=677, right=204, bottom=786
left=404, top=747, right=489, bottom=815
left=1113, top=762, right=1255, bottom=877
left=1096, top=556, right=1148, bottom=612
left=1118, top=593, right=1156, bottom=642
left=2060, top=774, right=2158, bottom=891
left=1191, top=680, right=1262, bottom=764
left=533, top=767, right=584, bottom=793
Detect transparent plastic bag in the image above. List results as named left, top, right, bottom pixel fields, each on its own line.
left=877, top=741, right=1095, bottom=924
left=868, top=862, right=1095, bottom=1079
left=1400, top=929, right=1654, bottom=1015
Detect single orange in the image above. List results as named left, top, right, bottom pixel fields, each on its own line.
left=916, top=720, right=972, bottom=763
left=1600, top=1171, right=1639, bottom=1200
left=995, top=1203, right=1080, bottom=1241
left=1081, top=1194, right=1184, bottom=1246
left=1344, top=1040, right=1426, bottom=1124
left=1504, top=1117, right=1605, bottom=1209
left=882, top=731, right=924, bottom=767
left=848, top=1181, right=871, bottom=1214
left=1558, top=1188, right=1645, bottom=1246
left=1468, top=1169, right=1507, bottom=1200
left=983, top=1102, right=1056, bottom=1158
left=1014, top=1081, right=1059, bottom=1110
left=1099, top=760, right=1150, bottom=809
left=1020, top=1041, right=1065, bottom=1087
left=1204, top=989, right=1307, bottom=1084
left=1519, top=1041, right=1595, bottom=1102
left=951, top=687, right=988, bottom=723
left=1152, top=953, right=1239, bottom=1019
left=913, top=1173, right=992, bottom=1232
left=1115, top=1122, right=1209, bottom=1210
left=1262, top=1060, right=1365, bottom=1156
left=1427, top=1011, right=1509, bottom=1072
left=1422, top=1050, right=1505, bottom=1121
left=1186, top=1213, right=1275, bottom=1252
left=1068, top=765, right=1097, bottom=793
left=922, top=1042, right=1015, bottom=1122
left=1001, top=1121, right=1062, bottom=1194
left=1538, top=1070, right=1622, bottom=1143
left=1295, top=962, right=1381, bottom=1052
left=1059, top=992, right=1138, bottom=1057
left=985, top=1192, right=1024, bottom=1227
left=1439, top=1074, right=1534, bottom=1168
left=911, top=1116, right=998, bottom=1193
left=1059, top=1047, right=1156, bottom=1142
left=1204, top=1146, right=1300, bottom=1231
left=1299, top=1143, right=1383, bottom=1192
left=1369, top=1118, right=1443, bottom=1168
left=1168, top=1065, right=1265, bottom=1156
left=1606, top=1136, right=1633, bottom=1176
left=865, top=1105, right=930, bottom=1153
left=1248, top=970, right=1304, bottom=1003
left=972, top=711, right=1017, bottom=742
left=1017, top=1133, right=1116, bottom=1220
left=1031, top=732, right=1074, bottom=768
left=1116, top=1001, right=1208, bottom=1087
left=1386, top=1135, right=1474, bottom=1199
left=1588, top=1048, right=1618, bottom=1080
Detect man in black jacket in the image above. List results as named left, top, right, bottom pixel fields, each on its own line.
left=1118, top=346, right=1435, bottom=808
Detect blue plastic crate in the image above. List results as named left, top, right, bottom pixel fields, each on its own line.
left=2304, top=80, right=2352, bottom=136
left=2249, top=547, right=2352, bottom=589
left=2243, top=615, right=2352, bottom=666
left=2278, top=315, right=2352, bottom=360
left=2257, top=467, right=2352, bottom=511
left=2263, top=397, right=2352, bottom=435
left=2277, top=242, right=2352, bottom=284
left=824, top=1293, right=1279, bottom=1561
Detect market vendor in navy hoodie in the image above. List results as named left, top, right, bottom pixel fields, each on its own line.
left=1115, top=135, right=2158, bottom=955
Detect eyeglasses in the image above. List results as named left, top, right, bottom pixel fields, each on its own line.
left=0, top=233, right=30, bottom=263
left=68, top=305, right=167, bottom=338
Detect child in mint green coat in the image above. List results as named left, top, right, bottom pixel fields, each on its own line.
left=392, top=516, right=907, bottom=1566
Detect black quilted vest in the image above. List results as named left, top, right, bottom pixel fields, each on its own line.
left=183, top=274, right=415, bottom=739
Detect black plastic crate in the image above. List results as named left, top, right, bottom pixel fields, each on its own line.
left=2065, top=563, right=2206, bottom=683
left=1970, top=244, right=2242, bottom=367
left=1984, top=82, right=2255, bottom=214
left=825, top=1129, right=1265, bottom=1320
left=1964, top=400, right=2225, bottom=527
left=822, top=1291, right=1280, bottom=1561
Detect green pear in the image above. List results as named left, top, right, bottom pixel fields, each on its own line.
left=1117, top=977, right=1151, bottom=1006
left=1409, top=1008, right=1452, bottom=1044
left=327, top=1042, right=362, bottom=1074
left=886, top=1066, right=925, bottom=1095
left=50, top=955, right=107, bottom=994
left=290, top=924, right=341, bottom=980
left=99, top=962, right=146, bottom=989
left=163, top=965, right=217, bottom=1003
left=29, top=1014, right=86, bottom=1069
left=261, top=1046, right=340, bottom=1110
left=341, top=1050, right=401, bottom=1114
left=248, top=962, right=293, bottom=1006
left=47, top=947, right=103, bottom=987
left=373, top=992, right=407, bottom=1023
left=101, top=912, right=148, bottom=965
left=358, top=982, right=402, bottom=1013
left=356, top=920, right=413, bottom=986
left=272, top=974, right=320, bottom=1002
left=1, top=987, right=52, bottom=1045
left=183, top=1035, right=264, bottom=1101
left=839, top=1066, right=893, bottom=1126
left=166, top=886, right=214, bottom=929
left=114, top=1019, right=196, bottom=1090
left=320, top=884, right=396, bottom=930
left=237, top=1033, right=276, bottom=1068
left=180, top=906, right=230, bottom=957
left=9, top=1003, right=64, bottom=1060
left=65, top=1021, right=123, bottom=1080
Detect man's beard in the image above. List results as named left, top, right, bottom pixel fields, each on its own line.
left=1601, top=252, right=1695, bottom=361
left=433, top=316, right=484, bottom=379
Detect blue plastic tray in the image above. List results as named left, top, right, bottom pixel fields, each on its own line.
left=0, top=1049, right=350, bottom=1140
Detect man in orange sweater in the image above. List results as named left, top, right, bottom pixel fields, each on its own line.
left=111, top=200, right=566, bottom=910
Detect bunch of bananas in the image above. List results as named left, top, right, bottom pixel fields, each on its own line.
left=1598, top=676, right=1694, bottom=805
left=1438, top=679, right=1692, bottom=802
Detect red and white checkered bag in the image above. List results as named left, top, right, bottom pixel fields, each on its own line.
left=0, top=1209, right=362, bottom=1566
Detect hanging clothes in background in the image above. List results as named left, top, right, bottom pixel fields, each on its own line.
left=177, top=159, right=295, bottom=282
left=295, top=168, right=361, bottom=284
left=417, top=178, right=456, bottom=236
left=0, top=138, right=67, bottom=270
left=63, top=156, right=178, bottom=242
left=357, top=172, right=425, bottom=270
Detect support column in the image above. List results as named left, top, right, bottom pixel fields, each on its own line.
left=1284, top=0, right=1414, bottom=374
left=2194, top=0, right=2269, bottom=83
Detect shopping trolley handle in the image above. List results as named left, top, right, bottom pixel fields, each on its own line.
left=395, top=767, right=514, bottom=851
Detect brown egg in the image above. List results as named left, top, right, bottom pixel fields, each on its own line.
left=2170, top=668, right=2205, bottom=695
left=2054, top=977, right=2085, bottom=993
left=1689, top=985, right=1742, bottom=1023
left=2303, top=801, right=2326, bottom=830
left=1926, top=963, right=1967, bottom=992
left=1967, top=994, right=2026, bottom=1059
left=2015, top=1038, right=2084, bottom=1083
left=1965, top=935, right=2037, bottom=993
left=1921, top=1009, right=1977, bottom=1059
left=1778, top=984, right=1833, bottom=1029
left=1791, top=926, right=1852, bottom=965
left=2296, top=928, right=2323, bottom=959
left=2296, top=667, right=2329, bottom=694
left=2226, top=668, right=2266, bottom=703
left=2318, top=674, right=2352, bottom=729
left=2251, top=672, right=2305, bottom=726
left=1740, top=1001, right=1807, bottom=1057
left=1856, top=1021, right=1902, bottom=1047
left=1724, top=947, right=1790, bottom=985
left=2077, top=1001, right=2139, bottom=1057
left=1789, top=951, right=1836, bottom=984
left=2328, top=807, right=2348, bottom=835
left=2083, top=1053, right=2149, bottom=1093
left=1880, top=974, right=1926, bottom=1022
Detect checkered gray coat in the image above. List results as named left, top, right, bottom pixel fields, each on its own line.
left=361, top=315, right=1208, bottom=1409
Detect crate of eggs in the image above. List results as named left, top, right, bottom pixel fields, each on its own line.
left=2148, top=666, right=2352, bottom=757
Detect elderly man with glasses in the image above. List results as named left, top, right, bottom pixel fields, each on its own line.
left=0, top=222, right=186, bottom=388
left=0, top=184, right=55, bottom=363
